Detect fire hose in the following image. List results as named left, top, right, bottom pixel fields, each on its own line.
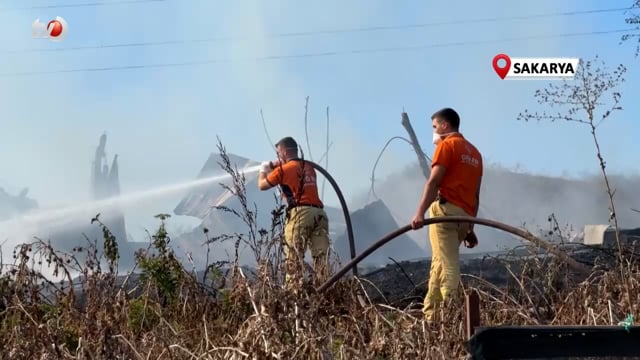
left=316, top=216, right=592, bottom=293
left=302, top=161, right=591, bottom=292
left=305, top=161, right=358, bottom=276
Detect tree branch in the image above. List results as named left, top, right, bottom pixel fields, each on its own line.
left=303, top=96, right=313, bottom=161
left=321, top=106, right=330, bottom=201
left=317, top=142, right=333, bottom=165
left=621, top=0, right=640, bottom=57
left=368, top=136, right=430, bottom=201
left=260, top=109, right=275, bottom=151
left=516, top=57, right=626, bottom=128
left=518, top=54, right=631, bottom=314
left=517, top=110, right=587, bottom=125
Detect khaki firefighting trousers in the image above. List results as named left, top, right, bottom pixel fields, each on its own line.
left=283, top=206, right=330, bottom=286
left=423, top=200, right=471, bottom=321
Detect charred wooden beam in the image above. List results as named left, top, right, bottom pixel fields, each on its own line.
left=400, top=112, right=430, bottom=180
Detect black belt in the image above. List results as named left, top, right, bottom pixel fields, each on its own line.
left=288, top=203, right=322, bottom=210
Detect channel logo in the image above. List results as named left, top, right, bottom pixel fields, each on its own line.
left=492, top=54, right=579, bottom=80
left=32, top=16, right=68, bottom=42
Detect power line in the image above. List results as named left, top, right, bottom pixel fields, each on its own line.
left=3, top=6, right=631, bottom=54
left=0, top=0, right=165, bottom=12
left=0, top=28, right=633, bottom=77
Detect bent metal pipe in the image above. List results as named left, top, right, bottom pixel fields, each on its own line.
left=316, top=216, right=592, bottom=293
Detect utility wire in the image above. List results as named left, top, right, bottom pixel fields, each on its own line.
left=0, top=0, right=166, bottom=12
left=0, top=28, right=633, bottom=77
left=2, top=6, right=631, bottom=54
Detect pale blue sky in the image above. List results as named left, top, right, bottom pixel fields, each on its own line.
left=0, top=0, right=638, bottom=241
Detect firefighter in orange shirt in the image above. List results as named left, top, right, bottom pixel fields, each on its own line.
left=410, top=108, right=483, bottom=322
left=257, top=136, right=330, bottom=287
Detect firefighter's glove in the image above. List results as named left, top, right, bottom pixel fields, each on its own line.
left=260, top=161, right=272, bottom=174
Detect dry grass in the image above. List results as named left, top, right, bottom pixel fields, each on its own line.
left=0, top=143, right=638, bottom=359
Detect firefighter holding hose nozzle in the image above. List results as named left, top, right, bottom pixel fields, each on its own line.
left=410, top=108, right=483, bottom=322
left=257, top=136, right=331, bottom=288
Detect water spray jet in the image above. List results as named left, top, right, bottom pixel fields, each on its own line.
left=0, top=165, right=262, bottom=236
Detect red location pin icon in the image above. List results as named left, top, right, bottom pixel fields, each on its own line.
left=492, top=53, right=511, bottom=79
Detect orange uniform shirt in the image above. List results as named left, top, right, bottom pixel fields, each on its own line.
left=432, top=133, right=483, bottom=216
left=266, top=159, right=324, bottom=208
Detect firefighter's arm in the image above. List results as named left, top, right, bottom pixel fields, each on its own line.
left=258, top=161, right=279, bottom=190
left=416, top=164, right=447, bottom=217
left=258, top=173, right=274, bottom=190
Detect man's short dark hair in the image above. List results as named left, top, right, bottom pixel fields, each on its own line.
left=275, top=136, right=298, bottom=150
left=431, top=108, right=460, bottom=130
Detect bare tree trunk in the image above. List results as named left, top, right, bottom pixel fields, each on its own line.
left=401, top=112, right=430, bottom=179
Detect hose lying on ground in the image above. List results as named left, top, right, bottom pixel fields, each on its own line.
left=316, top=216, right=592, bottom=293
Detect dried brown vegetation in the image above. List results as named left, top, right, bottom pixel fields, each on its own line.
left=3, top=59, right=640, bottom=360
left=0, top=142, right=638, bottom=359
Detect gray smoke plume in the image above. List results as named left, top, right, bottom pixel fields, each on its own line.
left=359, top=161, right=640, bottom=259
